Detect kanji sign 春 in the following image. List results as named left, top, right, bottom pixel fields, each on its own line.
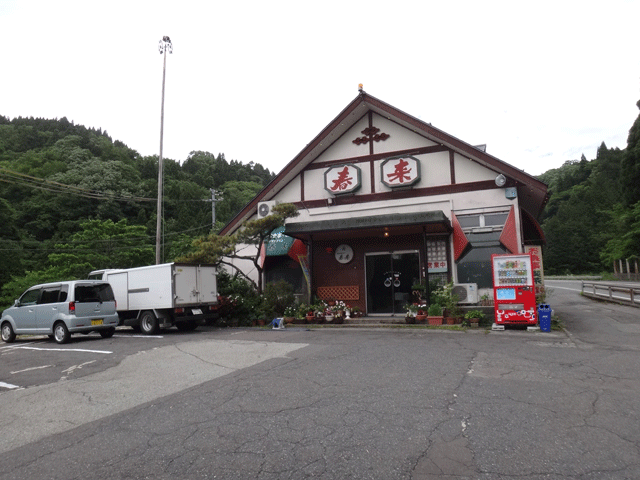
left=380, top=156, right=421, bottom=188
left=324, top=164, right=361, bottom=196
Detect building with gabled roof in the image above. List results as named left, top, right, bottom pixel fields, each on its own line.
left=221, top=89, right=548, bottom=316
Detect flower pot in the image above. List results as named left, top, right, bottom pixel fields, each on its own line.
left=284, top=317, right=295, bottom=324
left=325, top=314, right=334, bottom=322
left=305, top=315, right=315, bottom=323
left=446, top=317, right=455, bottom=325
left=470, top=320, right=479, bottom=328
left=427, top=316, right=443, bottom=326
left=415, top=314, right=427, bottom=323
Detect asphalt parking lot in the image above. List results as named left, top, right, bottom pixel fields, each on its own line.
left=2, top=282, right=640, bottom=479
left=0, top=327, right=198, bottom=391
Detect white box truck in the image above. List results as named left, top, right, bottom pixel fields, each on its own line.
left=88, top=263, right=218, bottom=334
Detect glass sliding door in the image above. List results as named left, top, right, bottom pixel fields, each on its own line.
left=365, top=251, right=420, bottom=315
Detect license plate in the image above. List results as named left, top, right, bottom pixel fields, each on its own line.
left=91, top=319, right=103, bottom=326
left=191, top=308, right=202, bottom=315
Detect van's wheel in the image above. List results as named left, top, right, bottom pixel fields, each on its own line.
left=53, top=322, right=71, bottom=344
left=99, top=327, right=116, bottom=338
left=1, top=322, right=16, bottom=343
left=140, top=311, right=159, bottom=335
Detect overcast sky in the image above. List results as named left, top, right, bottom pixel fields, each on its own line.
left=2, top=0, right=639, bottom=177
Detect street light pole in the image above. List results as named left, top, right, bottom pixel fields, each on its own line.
left=156, top=36, right=172, bottom=265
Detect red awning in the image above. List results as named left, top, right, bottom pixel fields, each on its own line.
left=452, top=213, right=470, bottom=261
left=499, top=206, right=519, bottom=254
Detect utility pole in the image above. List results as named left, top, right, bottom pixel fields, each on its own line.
left=209, top=188, right=223, bottom=230
left=156, top=36, right=172, bottom=265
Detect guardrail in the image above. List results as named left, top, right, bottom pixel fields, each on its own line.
left=581, top=282, right=640, bottom=308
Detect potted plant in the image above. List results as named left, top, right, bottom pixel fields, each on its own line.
left=464, top=309, right=485, bottom=328
left=480, top=293, right=492, bottom=306
left=436, top=282, right=462, bottom=324
left=351, top=305, right=362, bottom=317
left=427, top=303, right=444, bottom=325
left=283, top=305, right=297, bottom=324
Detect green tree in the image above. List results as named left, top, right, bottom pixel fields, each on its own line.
left=0, top=198, right=22, bottom=288
left=216, top=180, right=264, bottom=227
left=178, top=203, right=299, bottom=293
left=49, top=219, right=154, bottom=278
left=600, top=201, right=640, bottom=266
left=621, top=99, right=640, bottom=206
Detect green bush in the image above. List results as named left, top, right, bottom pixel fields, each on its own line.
left=216, top=270, right=261, bottom=326
left=259, top=280, right=295, bottom=319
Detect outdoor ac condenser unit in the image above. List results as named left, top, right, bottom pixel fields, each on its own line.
left=452, top=283, right=479, bottom=304
left=257, top=200, right=277, bottom=219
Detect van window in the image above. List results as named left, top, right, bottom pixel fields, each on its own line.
left=59, top=284, right=68, bottom=302
left=19, top=288, right=41, bottom=306
left=39, top=287, right=61, bottom=304
left=75, top=284, right=115, bottom=303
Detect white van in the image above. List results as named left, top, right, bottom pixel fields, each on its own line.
left=1, top=280, right=119, bottom=344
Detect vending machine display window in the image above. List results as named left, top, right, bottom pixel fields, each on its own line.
left=495, top=288, right=516, bottom=301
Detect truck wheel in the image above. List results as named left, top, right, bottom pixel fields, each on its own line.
left=1, top=322, right=16, bottom=343
left=53, top=322, right=71, bottom=344
left=176, top=320, right=198, bottom=332
left=140, top=311, right=159, bottom=335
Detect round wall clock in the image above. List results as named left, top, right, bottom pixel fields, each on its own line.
left=334, top=244, right=354, bottom=264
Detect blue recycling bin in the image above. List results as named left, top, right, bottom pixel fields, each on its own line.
left=538, top=304, right=552, bottom=332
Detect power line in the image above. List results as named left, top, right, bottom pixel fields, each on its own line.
left=0, top=223, right=214, bottom=252
left=0, top=167, right=157, bottom=202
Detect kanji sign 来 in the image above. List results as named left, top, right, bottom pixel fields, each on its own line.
left=380, top=156, right=421, bottom=188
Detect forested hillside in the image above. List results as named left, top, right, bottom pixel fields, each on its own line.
left=538, top=99, right=640, bottom=275
left=0, top=115, right=274, bottom=304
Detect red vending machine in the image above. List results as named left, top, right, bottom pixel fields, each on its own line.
left=491, top=253, right=537, bottom=326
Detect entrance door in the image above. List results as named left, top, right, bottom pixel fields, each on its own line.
left=365, top=251, right=420, bottom=315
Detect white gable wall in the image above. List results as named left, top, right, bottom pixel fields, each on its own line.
left=454, top=153, right=498, bottom=183
left=370, top=115, right=438, bottom=154
left=315, top=116, right=370, bottom=162
left=267, top=112, right=512, bottom=221
left=275, top=176, right=301, bottom=203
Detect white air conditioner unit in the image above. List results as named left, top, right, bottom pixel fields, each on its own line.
left=452, top=283, right=479, bottom=304
left=257, top=200, right=277, bottom=219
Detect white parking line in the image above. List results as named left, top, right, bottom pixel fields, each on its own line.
left=0, top=382, right=20, bottom=390
left=16, top=346, right=112, bottom=354
left=0, top=340, right=46, bottom=351
left=11, top=365, right=52, bottom=375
